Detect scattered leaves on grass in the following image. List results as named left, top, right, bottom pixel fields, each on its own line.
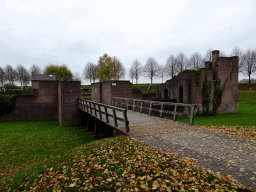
left=5, top=135, right=251, bottom=191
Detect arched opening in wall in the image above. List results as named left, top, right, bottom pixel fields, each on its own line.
left=179, top=86, right=183, bottom=103
left=164, top=89, right=168, bottom=99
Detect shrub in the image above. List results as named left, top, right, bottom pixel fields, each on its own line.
left=171, top=75, right=177, bottom=80
left=180, top=69, right=197, bottom=73
left=0, top=94, right=17, bottom=116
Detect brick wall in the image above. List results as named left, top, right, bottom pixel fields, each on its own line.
left=91, top=81, right=133, bottom=105
left=102, top=82, right=112, bottom=105
left=0, top=80, right=81, bottom=125
left=0, top=81, right=58, bottom=121
left=91, top=82, right=102, bottom=103
left=217, top=56, right=238, bottom=114
left=58, top=81, right=81, bottom=125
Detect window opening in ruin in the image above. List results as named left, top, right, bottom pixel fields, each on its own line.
left=179, top=86, right=183, bottom=103
left=197, top=81, right=199, bottom=87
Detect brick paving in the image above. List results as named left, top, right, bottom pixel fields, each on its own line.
left=131, top=123, right=256, bottom=191
left=112, top=110, right=256, bottom=191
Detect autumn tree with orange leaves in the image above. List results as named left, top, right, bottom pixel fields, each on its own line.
left=96, top=54, right=115, bottom=81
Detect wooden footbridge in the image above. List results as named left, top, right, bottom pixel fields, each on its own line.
left=78, top=98, right=198, bottom=139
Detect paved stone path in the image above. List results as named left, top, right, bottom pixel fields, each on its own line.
left=114, top=110, right=256, bottom=191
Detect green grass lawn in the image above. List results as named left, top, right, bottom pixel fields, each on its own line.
left=0, top=120, right=95, bottom=190
left=132, top=83, right=160, bottom=94
left=0, top=132, right=250, bottom=191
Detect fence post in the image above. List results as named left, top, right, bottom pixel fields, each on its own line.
left=133, top=100, right=136, bottom=111
left=173, top=104, right=177, bottom=121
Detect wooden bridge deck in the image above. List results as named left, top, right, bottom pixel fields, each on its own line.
left=99, top=110, right=180, bottom=137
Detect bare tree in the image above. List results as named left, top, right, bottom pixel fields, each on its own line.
left=0, top=67, right=6, bottom=87
left=240, top=48, right=256, bottom=83
left=219, top=51, right=226, bottom=57
left=23, top=70, right=31, bottom=86
left=113, top=57, right=125, bottom=80
left=129, top=59, right=143, bottom=84
left=5, top=64, right=17, bottom=85
left=72, top=72, right=81, bottom=81
left=129, top=68, right=134, bottom=84
left=159, top=64, right=165, bottom=83
left=189, top=52, right=203, bottom=70
left=83, top=62, right=98, bottom=83
left=143, top=57, right=161, bottom=85
left=30, top=64, right=41, bottom=75
left=165, top=55, right=178, bottom=78
left=16, top=64, right=29, bottom=87
left=176, top=52, right=187, bottom=72
left=231, top=46, right=244, bottom=74
left=203, top=48, right=213, bottom=62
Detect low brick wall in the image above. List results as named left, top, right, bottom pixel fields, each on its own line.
left=0, top=81, right=81, bottom=125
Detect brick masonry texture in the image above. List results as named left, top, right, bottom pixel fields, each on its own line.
left=92, top=80, right=133, bottom=105
left=156, top=50, right=239, bottom=114
left=58, top=81, right=81, bottom=125
left=0, top=80, right=81, bottom=125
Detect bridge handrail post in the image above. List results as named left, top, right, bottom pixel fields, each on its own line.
left=149, top=101, right=153, bottom=116
left=112, top=109, right=118, bottom=127
left=160, top=103, right=164, bottom=118
left=89, top=101, right=93, bottom=114
left=121, top=99, right=123, bottom=108
left=123, top=110, right=129, bottom=133
left=98, top=104, right=102, bottom=120
left=140, top=100, right=144, bottom=113
left=127, top=99, right=129, bottom=110
left=93, top=103, right=97, bottom=117
left=173, top=104, right=177, bottom=121
left=104, top=106, right=109, bottom=123
left=189, top=105, right=196, bottom=125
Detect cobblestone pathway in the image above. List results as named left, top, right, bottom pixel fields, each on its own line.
left=130, top=122, right=256, bottom=191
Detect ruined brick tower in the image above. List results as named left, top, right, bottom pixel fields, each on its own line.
left=156, top=50, right=238, bottom=114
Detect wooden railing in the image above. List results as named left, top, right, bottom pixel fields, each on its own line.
left=78, top=98, right=129, bottom=133
left=112, top=97, right=198, bottom=125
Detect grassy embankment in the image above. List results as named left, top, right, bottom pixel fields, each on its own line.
left=0, top=92, right=254, bottom=191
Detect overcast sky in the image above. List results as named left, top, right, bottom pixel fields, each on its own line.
left=1, top=0, right=256, bottom=85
